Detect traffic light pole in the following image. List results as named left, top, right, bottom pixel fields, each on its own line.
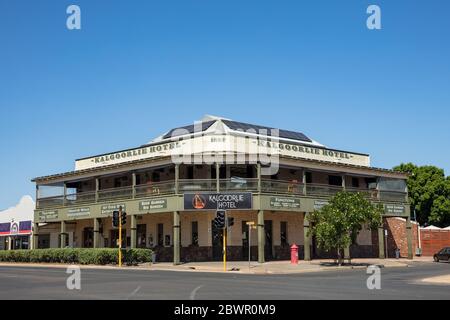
left=119, top=206, right=122, bottom=267
left=223, top=211, right=227, bottom=272
left=223, top=225, right=227, bottom=272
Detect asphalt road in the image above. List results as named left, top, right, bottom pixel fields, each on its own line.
left=0, top=263, right=449, bottom=300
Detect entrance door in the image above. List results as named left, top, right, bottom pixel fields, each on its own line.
left=83, top=228, right=94, bottom=248
left=264, top=220, right=273, bottom=260
left=211, top=221, right=224, bottom=261
left=137, top=224, right=147, bottom=248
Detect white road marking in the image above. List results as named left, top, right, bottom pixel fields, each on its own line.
left=189, top=285, right=204, bottom=300
left=126, top=286, right=141, bottom=300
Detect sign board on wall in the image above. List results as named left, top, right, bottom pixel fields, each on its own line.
left=385, top=204, right=405, bottom=215
left=101, top=204, right=126, bottom=215
left=269, top=197, right=300, bottom=209
left=139, top=199, right=167, bottom=211
left=0, top=221, right=32, bottom=236
left=38, top=210, right=59, bottom=221
left=314, top=200, right=329, bottom=211
left=68, top=207, right=91, bottom=218
left=75, top=134, right=370, bottom=171
left=184, top=192, right=253, bottom=211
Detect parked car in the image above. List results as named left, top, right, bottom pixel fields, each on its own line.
left=433, top=247, right=450, bottom=262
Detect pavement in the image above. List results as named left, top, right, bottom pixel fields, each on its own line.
left=146, top=258, right=418, bottom=274
left=0, top=257, right=435, bottom=275
left=0, top=262, right=449, bottom=300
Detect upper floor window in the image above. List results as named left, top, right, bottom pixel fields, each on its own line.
left=328, top=175, right=342, bottom=186
left=378, top=178, right=406, bottom=192
left=352, top=177, right=360, bottom=188
left=305, top=172, right=312, bottom=184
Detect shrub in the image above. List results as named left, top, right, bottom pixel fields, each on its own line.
left=0, top=248, right=152, bottom=265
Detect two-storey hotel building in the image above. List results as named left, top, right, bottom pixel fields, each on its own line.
left=32, top=115, right=413, bottom=263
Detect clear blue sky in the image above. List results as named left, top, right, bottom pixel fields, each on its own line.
left=0, top=0, right=449, bottom=209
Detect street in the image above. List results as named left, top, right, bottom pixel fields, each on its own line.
left=0, top=263, right=449, bottom=300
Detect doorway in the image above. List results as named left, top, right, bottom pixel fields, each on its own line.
left=264, top=220, right=273, bottom=260
left=83, top=227, right=94, bottom=248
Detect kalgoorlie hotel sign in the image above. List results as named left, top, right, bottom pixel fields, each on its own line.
left=75, top=134, right=370, bottom=171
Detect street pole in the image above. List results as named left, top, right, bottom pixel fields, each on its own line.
left=223, top=227, right=227, bottom=272
left=248, top=224, right=251, bottom=271
left=119, top=206, right=122, bottom=267
left=246, top=221, right=255, bottom=271
left=384, top=229, right=388, bottom=259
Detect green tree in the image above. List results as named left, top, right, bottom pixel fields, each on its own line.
left=309, top=192, right=383, bottom=265
left=394, top=163, right=450, bottom=227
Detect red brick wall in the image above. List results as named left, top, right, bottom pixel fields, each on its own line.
left=384, top=217, right=419, bottom=258
left=420, top=230, right=450, bottom=256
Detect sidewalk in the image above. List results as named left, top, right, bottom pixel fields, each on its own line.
left=0, top=257, right=433, bottom=275
left=146, top=258, right=425, bottom=274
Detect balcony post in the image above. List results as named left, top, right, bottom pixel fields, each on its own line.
left=175, top=164, right=180, bottom=194
left=60, top=221, right=66, bottom=248
left=63, top=183, right=67, bottom=206
left=216, top=162, right=220, bottom=192
left=376, top=178, right=381, bottom=200
left=132, top=172, right=136, bottom=199
left=95, top=178, right=99, bottom=203
left=173, top=211, right=181, bottom=265
left=378, top=220, right=385, bottom=259
left=406, top=216, right=413, bottom=260
left=35, top=185, right=39, bottom=208
left=257, top=163, right=262, bottom=193
left=257, top=210, right=265, bottom=263
left=303, top=212, right=312, bottom=261
left=93, top=218, right=101, bottom=248
left=341, top=175, right=350, bottom=259
left=302, top=171, right=307, bottom=196
left=130, top=215, right=137, bottom=249
left=32, top=222, right=39, bottom=250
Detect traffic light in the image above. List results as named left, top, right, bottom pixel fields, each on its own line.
left=121, top=211, right=127, bottom=226
left=227, top=217, right=234, bottom=228
left=112, top=211, right=119, bottom=228
left=214, top=210, right=226, bottom=229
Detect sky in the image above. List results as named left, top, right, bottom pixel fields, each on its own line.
left=0, top=0, right=449, bottom=209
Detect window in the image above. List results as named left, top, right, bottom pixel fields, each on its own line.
left=280, top=222, right=288, bottom=246
left=192, top=221, right=199, bottom=246
left=38, top=234, right=50, bottom=249
left=187, top=166, right=194, bottom=179
left=157, top=223, right=164, bottom=246
left=377, top=178, right=407, bottom=192
left=305, top=172, right=312, bottom=184
left=365, top=177, right=377, bottom=189
left=328, top=175, right=343, bottom=186
left=352, top=177, right=360, bottom=188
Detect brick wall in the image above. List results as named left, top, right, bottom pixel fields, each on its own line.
left=385, top=217, right=450, bottom=257
left=384, top=217, right=419, bottom=258
left=420, top=229, right=450, bottom=256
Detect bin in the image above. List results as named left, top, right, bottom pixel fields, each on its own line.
left=395, top=248, right=400, bottom=259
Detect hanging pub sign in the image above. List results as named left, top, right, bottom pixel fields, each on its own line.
left=184, top=192, right=253, bottom=211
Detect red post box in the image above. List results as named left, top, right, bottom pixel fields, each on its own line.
left=290, top=244, right=299, bottom=264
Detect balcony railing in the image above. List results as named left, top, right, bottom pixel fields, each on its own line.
left=36, top=178, right=407, bottom=209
